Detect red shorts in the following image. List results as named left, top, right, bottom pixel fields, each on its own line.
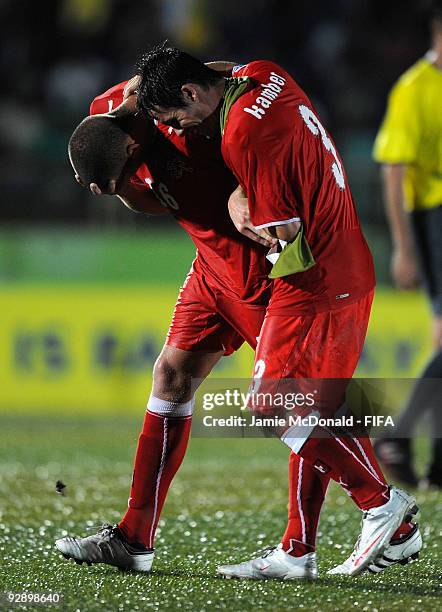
left=250, top=290, right=374, bottom=416
left=167, top=263, right=267, bottom=355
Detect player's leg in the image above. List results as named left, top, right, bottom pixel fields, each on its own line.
left=376, top=335, right=442, bottom=487
left=423, top=206, right=442, bottom=486
left=217, top=295, right=330, bottom=566
left=269, top=294, right=418, bottom=574
left=218, top=298, right=354, bottom=579
left=116, top=282, right=279, bottom=559
left=425, top=316, right=442, bottom=487
left=54, top=343, right=224, bottom=572
left=217, top=301, right=336, bottom=579
left=376, top=206, right=442, bottom=487
left=264, top=294, right=391, bottom=507
left=281, top=452, right=330, bottom=557
left=117, top=344, right=223, bottom=549
left=287, top=448, right=410, bottom=579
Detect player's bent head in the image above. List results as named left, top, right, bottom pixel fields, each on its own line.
left=68, top=115, right=131, bottom=192
left=135, top=41, right=223, bottom=116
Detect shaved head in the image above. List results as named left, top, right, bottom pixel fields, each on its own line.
left=68, top=115, right=131, bottom=191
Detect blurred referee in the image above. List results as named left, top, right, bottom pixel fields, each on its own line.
left=373, top=0, right=442, bottom=488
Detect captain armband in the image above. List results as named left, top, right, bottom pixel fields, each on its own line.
left=267, top=224, right=316, bottom=279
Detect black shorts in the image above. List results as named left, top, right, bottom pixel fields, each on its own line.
left=411, top=204, right=442, bottom=316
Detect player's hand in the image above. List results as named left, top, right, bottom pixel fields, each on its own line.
left=391, top=247, right=419, bottom=289
left=89, top=180, right=117, bottom=196
left=123, top=75, right=141, bottom=100
left=228, top=185, right=278, bottom=248
left=74, top=174, right=116, bottom=195
left=113, top=93, right=138, bottom=116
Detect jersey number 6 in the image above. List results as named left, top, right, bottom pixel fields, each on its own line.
left=145, top=178, right=180, bottom=210
left=299, top=105, right=346, bottom=190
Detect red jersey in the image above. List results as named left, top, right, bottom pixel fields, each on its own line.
left=223, top=61, right=375, bottom=314
left=90, top=82, right=271, bottom=304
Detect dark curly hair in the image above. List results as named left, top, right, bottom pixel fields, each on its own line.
left=135, top=41, right=223, bottom=116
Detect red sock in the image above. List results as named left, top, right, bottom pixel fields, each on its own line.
left=118, top=410, right=192, bottom=548
left=282, top=434, right=411, bottom=556
left=342, top=434, right=413, bottom=539
left=298, top=431, right=389, bottom=510
left=281, top=452, right=330, bottom=557
left=346, top=434, right=385, bottom=481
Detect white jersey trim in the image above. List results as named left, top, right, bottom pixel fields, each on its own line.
left=255, top=217, right=300, bottom=230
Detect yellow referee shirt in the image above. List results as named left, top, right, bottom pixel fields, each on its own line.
left=373, top=56, right=442, bottom=211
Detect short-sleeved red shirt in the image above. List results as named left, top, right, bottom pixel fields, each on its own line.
left=90, top=82, right=271, bottom=304
left=222, top=61, right=375, bottom=314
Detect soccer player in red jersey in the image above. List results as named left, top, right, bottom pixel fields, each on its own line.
left=133, top=46, right=422, bottom=577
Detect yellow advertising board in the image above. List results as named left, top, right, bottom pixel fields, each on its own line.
left=0, top=285, right=432, bottom=413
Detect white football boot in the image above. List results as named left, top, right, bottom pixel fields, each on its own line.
left=328, top=522, right=422, bottom=575
left=344, top=486, right=418, bottom=576
left=217, top=545, right=318, bottom=580
left=55, top=524, right=154, bottom=572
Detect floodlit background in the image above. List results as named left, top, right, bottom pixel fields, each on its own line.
left=2, top=4, right=441, bottom=610
left=0, top=0, right=433, bottom=413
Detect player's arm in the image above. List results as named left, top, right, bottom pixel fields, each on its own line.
left=228, top=184, right=299, bottom=246
left=225, top=122, right=315, bottom=277
left=380, top=164, right=418, bottom=289
left=225, top=127, right=303, bottom=241
left=373, top=82, right=420, bottom=289
left=228, top=185, right=278, bottom=247
left=267, top=220, right=301, bottom=242
left=83, top=176, right=168, bottom=215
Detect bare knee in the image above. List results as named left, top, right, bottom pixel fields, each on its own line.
left=153, top=355, right=193, bottom=402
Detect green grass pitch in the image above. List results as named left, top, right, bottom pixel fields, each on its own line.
left=0, top=415, right=440, bottom=611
